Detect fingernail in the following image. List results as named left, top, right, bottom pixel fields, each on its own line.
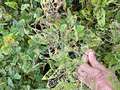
left=89, top=51, right=96, bottom=59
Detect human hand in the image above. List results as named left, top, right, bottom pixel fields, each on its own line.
left=76, top=49, right=113, bottom=90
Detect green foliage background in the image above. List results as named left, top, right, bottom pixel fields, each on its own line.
left=0, top=0, right=120, bottom=90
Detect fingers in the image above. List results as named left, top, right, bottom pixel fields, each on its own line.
left=77, top=49, right=112, bottom=89
left=77, top=64, right=101, bottom=78
left=85, top=49, right=107, bottom=71
left=77, top=64, right=102, bottom=89
left=77, top=64, right=92, bottom=88
left=85, top=49, right=97, bottom=66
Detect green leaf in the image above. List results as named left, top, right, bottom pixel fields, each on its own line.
left=91, top=0, right=98, bottom=5
left=60, top=24, right=67, bottom=32
left=5, top=1, right=18, bottom=9
left=53, top=82, right=77, bottom=90
left=66, top=9, right=76, bottom=26
left=91, top=0, right=108, bottom=7
left=8, top=77, right=14, bottom=87
left=0, top=53, right=4, bottom=59
left=116, top=10, right=120, bottom=23
left=3, top=13, right=12, bottom=21
left=21, top=4, right=30, bottom=11
left=34, top=0, right=41, bottom=2
left=85, top=31, right=102, bottom=48
left=1, top=45, right=12, bottom=55
left=13, top=73, right=21, bottom=80
left=95, top=8, right=106, bottom=27
left=74, top=25, right=85, bottom=41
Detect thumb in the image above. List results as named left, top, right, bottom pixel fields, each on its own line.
left=86, top=49, right=107, bottom=71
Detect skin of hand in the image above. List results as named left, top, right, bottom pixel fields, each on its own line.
left=76, top=49, right=118, bottom=90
